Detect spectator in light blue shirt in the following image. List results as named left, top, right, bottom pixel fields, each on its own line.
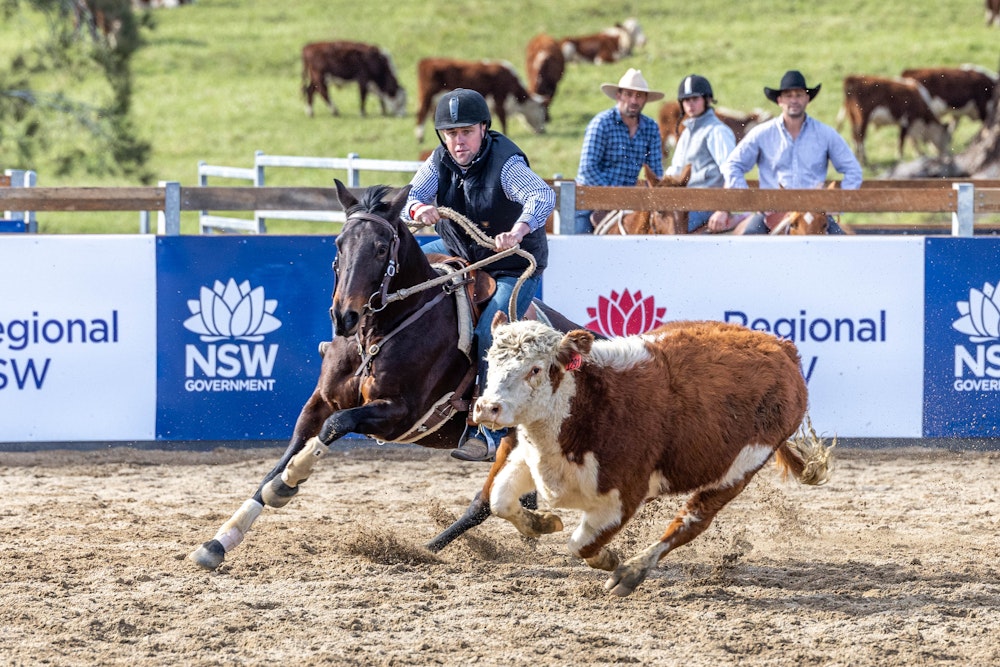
left=575, top=68, right=664, bottom=234
left=719, top=70, right=863, bottom=235
left=666, top=74, right=736, bottom=232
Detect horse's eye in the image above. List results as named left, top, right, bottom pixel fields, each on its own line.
left=375, top=244, right=388, bottom=257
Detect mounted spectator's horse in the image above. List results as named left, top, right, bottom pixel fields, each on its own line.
left=189, top=181, right=572, bottom=569
left=741, top=182, right=853, bottom=235
left=594, top=164, right=691, bottom=235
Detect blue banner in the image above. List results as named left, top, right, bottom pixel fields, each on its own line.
left=923, top=238, right=1000, bottom=437
left=156, top=236, right=336, bottom=440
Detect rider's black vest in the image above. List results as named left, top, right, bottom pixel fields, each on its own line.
left=433, top=132, right=548, bottom=277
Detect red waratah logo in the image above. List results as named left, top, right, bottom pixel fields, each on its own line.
left=585, top=289, right=666, bottom=337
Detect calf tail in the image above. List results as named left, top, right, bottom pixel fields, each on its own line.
left=774, top=416, right=834, bottom=486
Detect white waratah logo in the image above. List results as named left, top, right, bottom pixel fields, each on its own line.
left=952, top=280, right=1000, bottom=343
left=183, top=279, right=282, bottom=342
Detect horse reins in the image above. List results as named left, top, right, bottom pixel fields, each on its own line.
left=339, top=208, right=535, bottom=380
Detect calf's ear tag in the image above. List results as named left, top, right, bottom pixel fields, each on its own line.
left=564, top=353, right=582, bottom=371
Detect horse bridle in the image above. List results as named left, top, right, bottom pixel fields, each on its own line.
left=333, top=212, right=401, bottom=315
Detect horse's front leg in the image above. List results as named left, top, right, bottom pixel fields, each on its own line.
left=188, top=392, right=332, bottom=570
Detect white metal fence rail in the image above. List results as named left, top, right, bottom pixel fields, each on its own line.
left=197, top=151, right=424, bottom=233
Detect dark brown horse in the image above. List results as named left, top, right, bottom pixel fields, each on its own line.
left=190, top=181, right=571, bottom=569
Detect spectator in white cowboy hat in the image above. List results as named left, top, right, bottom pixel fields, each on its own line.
left=665, top=74, right=736, bottom=232
left=575, top=68, right=664, bottom=234
left=719, top=70, right=862, bottom=234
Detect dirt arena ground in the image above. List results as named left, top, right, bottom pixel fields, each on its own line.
left=2, top=443, right=999, bottom=666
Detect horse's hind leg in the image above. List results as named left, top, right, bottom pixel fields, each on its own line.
left=189, top=392, right=332, bottom=570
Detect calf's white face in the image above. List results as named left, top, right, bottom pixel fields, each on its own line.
left=473, top=320, right=570, bottom=430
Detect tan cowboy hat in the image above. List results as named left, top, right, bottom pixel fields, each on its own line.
left=601, top=68, right=665, bottom=102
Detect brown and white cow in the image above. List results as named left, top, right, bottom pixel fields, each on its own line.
left=301, top=41, right=407, bottom=118
left=658, top=100, right=772, bottom=157
left=525, top=33, right=566, bottom=117
left=838, top=74, right=951, bottom=165
left=900, top=65, right=997, bottom=131
left=987, top=0, right=1000, bottom=26
left=473, top=315, right=831, bottom=597
left=415, top=57, right=547, bottom=143
left=559, top=17, right=646, bottom=64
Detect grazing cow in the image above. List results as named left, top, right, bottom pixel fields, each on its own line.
left=658, top=100, right=771, bottom=156
left=559, top=18, right=646, bottom=64
left=415, top=57, right=547, bottom=143
left=525, top=33, right=566, bottom=117
left=301, top=41, right=407, bottom=118
left=988, top=0, right=1000, bottom=26
left=838, top=74, right=951, bottom=165
left=473, top=315, right=831, bottom=597
left=900, top=65, right=997, bottom=131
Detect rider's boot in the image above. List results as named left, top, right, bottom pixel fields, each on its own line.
left=451, top=360, right=505, bottom=462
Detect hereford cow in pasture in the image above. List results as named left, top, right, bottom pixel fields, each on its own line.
left=525, top=34, right=566, bottom=117
left=988, top=0, right=1000, bottom=26
left=559, top=18, right=646, bottom=64
left=658, top=100, right=772, bottom=156
left=473, top=315, right=831, bottom=597
left=415, top=58, right=547, bottom=143
left=900, top=65, right=997, bottom=131
left=301, top=41, right=407, bottom=118
left=838, top=75, right=951, bottom=165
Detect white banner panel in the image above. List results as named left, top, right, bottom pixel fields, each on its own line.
left=0, top=236, right=157, bottom=441
left=543, top=236, right=925, bottom=438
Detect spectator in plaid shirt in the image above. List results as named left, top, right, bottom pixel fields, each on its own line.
left=575, top=68, right=665, bottom=234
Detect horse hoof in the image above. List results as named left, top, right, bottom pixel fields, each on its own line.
left=189, top=540, right=226, bottom=570
left=261, top=478, right=299, bottom=508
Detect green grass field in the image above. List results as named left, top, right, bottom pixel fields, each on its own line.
left=2, top=0, right=998, bottom=232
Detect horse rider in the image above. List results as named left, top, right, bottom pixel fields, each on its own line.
left=403, top=88, right=555, bottom=461
left=719, top=69, right=863, bottom=234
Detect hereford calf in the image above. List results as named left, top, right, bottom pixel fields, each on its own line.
left=900, top=65, right=997, bottom=132
left=559, top=18, right=645, bottom=64
left=415, top=57, right=547, bottom=142
left=473, top=315, right=831, bottom=597
left=301, top=41, right=407, bottom=118
left=525, top=33, right=566, bottom=117
left=839, top=75, right=951, bottom=165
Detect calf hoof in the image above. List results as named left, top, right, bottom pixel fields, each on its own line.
left=189, top=539, right=226, bottom=570
left=604, top=563, right=650, bottom=597
left=527, top=510, right=564, bottom=535
left=585, top=548, right=620, bottom=572
left=261, top=478, right=299, bottom=508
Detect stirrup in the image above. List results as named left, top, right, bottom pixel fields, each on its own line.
left=450, top=428, right=498, bottom=462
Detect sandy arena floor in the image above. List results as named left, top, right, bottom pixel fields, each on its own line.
left=1, top=444, right=999, bottom=666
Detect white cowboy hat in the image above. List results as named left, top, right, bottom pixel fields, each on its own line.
left=601, top=68, right=665, bottom=102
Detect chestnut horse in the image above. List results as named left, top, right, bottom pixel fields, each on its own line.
left=593, top=164, right=692, bottom=235
left=189, top=181, right=576, bottom=570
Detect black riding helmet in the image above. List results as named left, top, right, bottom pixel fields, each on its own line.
left=677, top=74, right=715, bottom=104
left=434, top=88, right=492, bottom=130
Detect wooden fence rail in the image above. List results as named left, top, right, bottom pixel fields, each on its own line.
left=1, top=181, right=999, bottom=236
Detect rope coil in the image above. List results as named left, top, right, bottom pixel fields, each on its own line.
left=405, top=206, right=537, bottom=318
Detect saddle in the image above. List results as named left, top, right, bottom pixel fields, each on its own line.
left=427, top=252, right=496, bottom=323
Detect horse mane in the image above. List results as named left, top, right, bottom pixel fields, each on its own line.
left=345, top=184, right=396, bottom=218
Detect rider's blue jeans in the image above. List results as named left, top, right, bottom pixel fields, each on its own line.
left=422, top=240, right=541, bottom=444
